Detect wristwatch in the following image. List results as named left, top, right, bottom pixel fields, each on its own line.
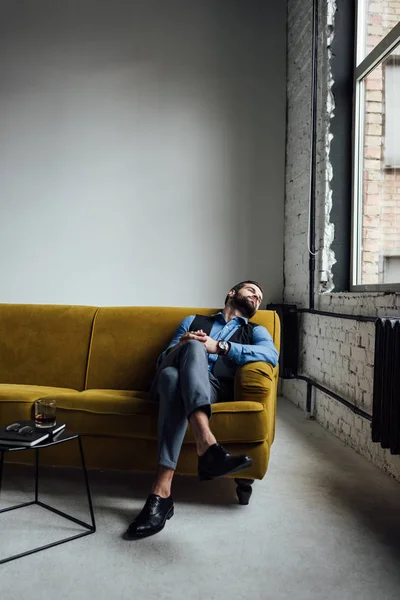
left=217, top=340, right=230, bottom=356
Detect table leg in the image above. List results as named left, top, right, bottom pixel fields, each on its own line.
left=0, top=451, right=4, bottom=495
left=78, top=437, right=96, bottom=531
left=35, top=448, right=39, bottom=503
left=0, top=435, right=95, bottom=565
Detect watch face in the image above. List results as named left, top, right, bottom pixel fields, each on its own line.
left=218, top=341, right=228, bottom=354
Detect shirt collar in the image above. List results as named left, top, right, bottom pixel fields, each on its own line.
left=212, top=311, right=249, bottom=325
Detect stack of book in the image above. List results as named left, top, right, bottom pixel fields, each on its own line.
left=0, top=421, right=66, bottom=447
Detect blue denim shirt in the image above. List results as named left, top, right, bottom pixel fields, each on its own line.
left=158, top=311, right=279, bottom=372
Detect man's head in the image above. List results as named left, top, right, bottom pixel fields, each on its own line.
left=224, top=280, right=264, bottom=318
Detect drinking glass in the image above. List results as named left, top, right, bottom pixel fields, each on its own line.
left=34, top=398, right=56, bottom=428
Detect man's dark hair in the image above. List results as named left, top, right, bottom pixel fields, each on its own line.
left=224, top=280, right=264, bottom=305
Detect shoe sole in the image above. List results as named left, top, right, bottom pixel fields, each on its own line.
left=198, top=458, right=253, bottom=482
left=123, top=506, right=174, bottom=540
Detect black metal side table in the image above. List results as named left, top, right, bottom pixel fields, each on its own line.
left=0, top=429, right=96, bottom=565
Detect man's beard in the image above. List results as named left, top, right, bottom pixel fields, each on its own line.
left=231, top=292, right=258, bottom=318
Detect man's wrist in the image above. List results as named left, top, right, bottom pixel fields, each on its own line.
left=217, top=340, right=230, bottom=356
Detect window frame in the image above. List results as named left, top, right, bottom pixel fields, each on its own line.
left=351, top=14, right=400, bottom=292
left=383, top=57, right=400, bottom=169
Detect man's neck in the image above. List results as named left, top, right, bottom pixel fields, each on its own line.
left=222, top=305, right=246, bottom=323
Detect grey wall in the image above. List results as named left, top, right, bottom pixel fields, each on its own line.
left=0, top=0, right=286, bottom=307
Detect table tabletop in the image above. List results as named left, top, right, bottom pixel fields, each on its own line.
left=0, top=429, right=78, bottom=452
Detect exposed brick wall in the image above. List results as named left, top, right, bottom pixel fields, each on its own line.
left=362, top=0, right=400, bottom=284
left=283, top=0, right=400, bottom=481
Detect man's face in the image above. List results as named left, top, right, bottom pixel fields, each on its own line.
left=229, top=284, right=263, bottom=318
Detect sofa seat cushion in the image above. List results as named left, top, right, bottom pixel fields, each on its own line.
left=0, top=384, right=79, bottom=423
left=50, top=389, right=268, bottom=444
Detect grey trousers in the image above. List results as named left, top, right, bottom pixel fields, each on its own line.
left=150, top=339, right=230, bottom=470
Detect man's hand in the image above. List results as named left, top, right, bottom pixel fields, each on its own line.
left=179, top=330, right=219, bottom=354
left=179, top=329, right=207, bottom=344
left=202, top=335, right=219, bottom=354
left=166, top=330, right=207, bottom=356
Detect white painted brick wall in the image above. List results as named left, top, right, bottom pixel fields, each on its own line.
left=283, top=0, right=400, bottom=482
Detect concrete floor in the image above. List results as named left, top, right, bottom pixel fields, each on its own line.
left=1, top=397, right=400, bottom=600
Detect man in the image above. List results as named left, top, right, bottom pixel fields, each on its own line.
left=124, top=280, right=279, bottom=540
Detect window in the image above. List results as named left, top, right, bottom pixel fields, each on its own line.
left=352, top=1, right=400, bottom=290
left=380, top=252, right=400, bottom=283
left=384, top=56, right=400, bottom=168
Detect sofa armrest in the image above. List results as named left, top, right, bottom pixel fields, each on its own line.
left=234, top=361, right=278, bottom=445
left=234, top=361, right=273, bottom=404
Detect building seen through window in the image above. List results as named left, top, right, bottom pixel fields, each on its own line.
left=354, top=1, right=400, bottom=288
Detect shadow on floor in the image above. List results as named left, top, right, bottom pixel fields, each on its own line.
left=0, top=461, right=242, bottom=510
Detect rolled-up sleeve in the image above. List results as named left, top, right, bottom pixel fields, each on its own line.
left=227, top=325, right=279, bottom=367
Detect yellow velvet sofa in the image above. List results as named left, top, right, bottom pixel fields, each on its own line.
left=0, top=304, right=280, bottom=497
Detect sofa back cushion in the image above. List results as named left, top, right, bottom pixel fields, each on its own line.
left=85, top=307, right=280, bottom=391
left=0, top=304, right=97, bottom=390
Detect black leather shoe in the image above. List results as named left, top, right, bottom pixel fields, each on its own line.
left=123, top=494, right=174, bottom=540
left=198, top=443, right=252, bottom=481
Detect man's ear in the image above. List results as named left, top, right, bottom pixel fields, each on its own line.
left=228, top=289, right=235, bottom=298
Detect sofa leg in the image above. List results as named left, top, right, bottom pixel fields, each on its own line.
left=234, top=478, right=254, bottom=505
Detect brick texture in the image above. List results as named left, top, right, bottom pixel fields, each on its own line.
left=361, top=0, right=400, bottom=283
left=283, top=0, right=400, bottom=482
